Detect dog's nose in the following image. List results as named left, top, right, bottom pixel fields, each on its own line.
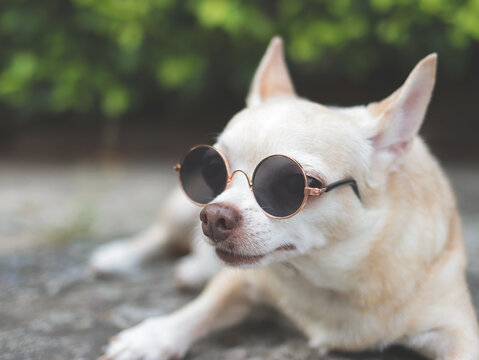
left=200, top=203, right=243, bottom=243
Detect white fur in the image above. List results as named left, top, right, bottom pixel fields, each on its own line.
left=101, top=317, right=191, bottom=360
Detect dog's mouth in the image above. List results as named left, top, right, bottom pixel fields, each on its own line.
left=215, top=244, right=296, bottom=266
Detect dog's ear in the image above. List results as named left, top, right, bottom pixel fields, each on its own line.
left=368, top=54, right=437, bottom=167
left=246, top=36, right=296, bottom=107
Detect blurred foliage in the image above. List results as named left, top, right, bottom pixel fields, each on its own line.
left=1, top=0, right=479, bottom=119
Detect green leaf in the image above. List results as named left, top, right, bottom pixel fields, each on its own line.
left=102, top=87, right=130, bottom=117
left=156, top=55, right=205, bottom=89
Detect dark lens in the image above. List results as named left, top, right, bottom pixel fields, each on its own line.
left=252, top=156, right=306, bottom=218
left=180, top=146, right=228, bottom=204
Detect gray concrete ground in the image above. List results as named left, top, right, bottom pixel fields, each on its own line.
left=0, top=161, right=478, bottom=360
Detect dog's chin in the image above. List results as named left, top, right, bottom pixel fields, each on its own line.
left=214, top=244, right=297, bottom=268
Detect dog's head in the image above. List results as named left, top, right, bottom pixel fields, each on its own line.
left=199, top=37, right=437, bottom=268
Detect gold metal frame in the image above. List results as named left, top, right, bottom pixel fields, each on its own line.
left=174, top=145, right=329, bottom=219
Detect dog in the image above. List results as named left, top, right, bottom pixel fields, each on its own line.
left=92, top=37, right=479, bottom=360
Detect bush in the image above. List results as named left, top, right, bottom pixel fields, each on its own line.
left=1, top=0, right=478, bottom=119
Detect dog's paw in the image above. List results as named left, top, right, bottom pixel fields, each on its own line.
left=308, top=338, right=329, bottom=358
left=174, top=249, right=222, bottom=290
left=174, top=255, right=210, bottom=290
left=89, top=239, right=143, bottom=277
left=101, top=317, right=189, bottom=360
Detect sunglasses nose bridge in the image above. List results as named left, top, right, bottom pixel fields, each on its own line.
left=228, top=169, right=253, bottom=188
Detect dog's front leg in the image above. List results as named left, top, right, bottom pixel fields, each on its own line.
left=101, top=268, right=259, bottom=360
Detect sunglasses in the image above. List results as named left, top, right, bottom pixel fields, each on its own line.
left=174, top=145, right=361, bottom=219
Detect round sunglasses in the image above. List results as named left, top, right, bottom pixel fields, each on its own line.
left=174, top=145, right=361, bottom=219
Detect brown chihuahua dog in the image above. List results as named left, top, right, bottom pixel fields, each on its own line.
left=93, top=37, right=479, bottom=360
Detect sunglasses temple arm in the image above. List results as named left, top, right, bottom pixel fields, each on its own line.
left=324, top=178, right=361, bottom=202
